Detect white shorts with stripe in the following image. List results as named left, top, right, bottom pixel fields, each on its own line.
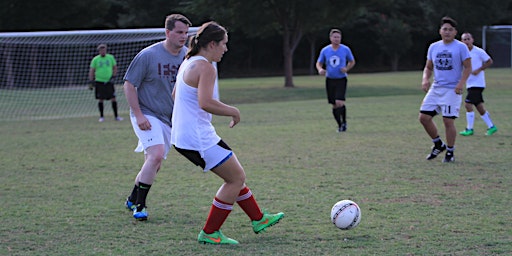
left=174, top=141, right=233, bottom=172
left=420, top=87, right=462, bottom=117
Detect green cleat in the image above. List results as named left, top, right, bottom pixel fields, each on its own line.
left=459, top=128, right=474, bottom=136
left=252, top=211, right=285, bottom=234
left=486, top=126, right=498, bottom=136
left=198, top=230, right=239, bottom=245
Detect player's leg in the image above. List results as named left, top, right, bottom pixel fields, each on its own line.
left=441, top=92, right=461, bottom=163
left=198, top=154, right=244, bottom=244
left=336, top=78, right=348, bottom=131
left=131, top=144, right=165, bottom=220
left=420, top=93, right=446, bottom=160
left=127, top=115, right=170, bottom=220
left=459, top=101, right=475, bottom=136
left=98, top=99, right=105, bottom=122
left=474, top=90, right=498, bottom=135
left=442, top=117, right=456, bottom=162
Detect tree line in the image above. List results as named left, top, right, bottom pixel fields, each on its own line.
left=1, top=0, right=511, bottom=87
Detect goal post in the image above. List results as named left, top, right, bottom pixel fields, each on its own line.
left=0, top=27, right=198, bottom=121
left=482, top=25, right=512, bottom=68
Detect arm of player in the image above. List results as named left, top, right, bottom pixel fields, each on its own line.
left=456, top=58, right=472, bottom=94
left=197, top=63, right=240, bottom=128
left=421, top=60, right=433, bottom=92
left=124, top=80, right=151, bottom=130
left=473, top=58, right=493, bottom=75
left=316, top=62, right=326, bottom=75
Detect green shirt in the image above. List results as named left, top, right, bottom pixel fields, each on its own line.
left=90, top=54, right=117, bottom=83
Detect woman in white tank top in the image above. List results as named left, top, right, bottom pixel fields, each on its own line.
left=171, top=21, right=284, bottom=245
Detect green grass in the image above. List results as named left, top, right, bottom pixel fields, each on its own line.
left=1, top=69, right=511, bottom=255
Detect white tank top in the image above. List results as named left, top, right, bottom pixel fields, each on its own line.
left=171, top=56, right=221, bottom=153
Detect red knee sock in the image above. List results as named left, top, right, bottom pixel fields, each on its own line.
left=236, top=186, right=263, bottom=221
left=203, top=197, right=233, bottom=234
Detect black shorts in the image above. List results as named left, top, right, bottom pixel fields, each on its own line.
left=326, top=77, right=347, bottom=104
left=464, top=87, right=485, bottom=105
left=94, top=82, right=116, bottom=100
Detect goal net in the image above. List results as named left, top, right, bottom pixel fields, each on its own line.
left=482, top=25, right=512, bottom=68
left=0, top=27, right=197, bottom=121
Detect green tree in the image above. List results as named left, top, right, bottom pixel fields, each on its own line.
left=179, top=0, right=364, bottom=87
left=0, top=0, right=118, bottom=31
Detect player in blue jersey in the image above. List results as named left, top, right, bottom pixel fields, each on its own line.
left=316, top=28, right=356, bottom=133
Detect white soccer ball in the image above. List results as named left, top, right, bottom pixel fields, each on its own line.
left=330, top=200, right=361, bottom=230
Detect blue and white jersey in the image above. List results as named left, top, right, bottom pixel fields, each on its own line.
left=317, top=44, right=354, bottom=79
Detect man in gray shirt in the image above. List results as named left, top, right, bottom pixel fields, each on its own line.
left=123, top=14, right=192, bottom=221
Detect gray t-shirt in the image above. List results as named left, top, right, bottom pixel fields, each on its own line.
left=124, top=41, right=187, bottom=127
left=426, top=39, right=470, bottom=89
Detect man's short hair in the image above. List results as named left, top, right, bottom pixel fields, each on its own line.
left=329, top=29, right=341, bottom=36
left=97, top=44, right=107, bottom=50
left=441, top=16, right=457, bottom=28
left=165, top=13, right=192, bottom=31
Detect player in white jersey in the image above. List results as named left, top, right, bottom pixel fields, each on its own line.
left=419, top=16, right=472, bottom=163
left=171, top=21, right=284, bottom=245
left=459, top=32, right=498, bottom=136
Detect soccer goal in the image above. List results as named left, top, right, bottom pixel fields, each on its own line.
left=482, top=25, right=512, bottom=68
left=0, top=27, right=198, bottom=121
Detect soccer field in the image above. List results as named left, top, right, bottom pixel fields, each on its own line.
left=1, top=70, right=511, bottom=255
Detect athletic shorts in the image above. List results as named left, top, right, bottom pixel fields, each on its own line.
left=174, top=140, right=233, bottom=172
left=130, top=114, right=172, bottom=159
left=465, top=87, right=485, bottom=105
left=420, top=87, right=462, bottom=118
left=326, top=77, right=347, bottom=104
left=95, top=82, right=116, bottom=100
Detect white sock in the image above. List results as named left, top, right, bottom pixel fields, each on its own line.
left=466, top=112, right=475, bottom=129
left=481, top=111, right=494, bottom=128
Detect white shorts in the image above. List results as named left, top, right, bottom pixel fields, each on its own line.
left=202, top=144, right=233, bottom=172
left=174, top=141, right=233, bottom=172
left=130, top=114, right=172, bottom=159
left=420, top=87, right=462, bottom=117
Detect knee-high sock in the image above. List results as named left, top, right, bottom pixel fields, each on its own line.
left=481, top=111, right=494, bottom=128
left=135, top=182, right=151, bottom=210
left=112, top=101, right=118, bottom=117
left=203, top=197, right=233, bottom=234
left=236, top=186, right=263, bottom=221
left=332, top=108, right=342, bottom=127
left=98, top=102, right=104, bottom=117
left=340, top=105, right=346, bottom=123
left=466, top=111, right=475, bottom=129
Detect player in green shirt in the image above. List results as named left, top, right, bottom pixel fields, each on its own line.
left=89, top=44, right=122, bottom=122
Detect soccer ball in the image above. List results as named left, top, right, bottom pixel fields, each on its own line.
left=330, top=200, right=361, bottom=230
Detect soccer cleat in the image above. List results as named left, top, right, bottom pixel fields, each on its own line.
left=459, top=128, right=474, bottom=136
left=98, top=117, right=105, bottom=122
left=337, top=123, right=347, bottom=133
left=115, top=116, right=124, bottom=121
left=252, top=211, right=285, bottom=234
left=485, top=126, right=498, bottom=136
left=125, top=198, right=136, bottom=211
left=133, top=206, right=148, bottom=221
left=426, top=143, right=446, bottom=160
left=198, top=230, right=239, bottom=245
left=443, top=151, right=455, bottom=163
